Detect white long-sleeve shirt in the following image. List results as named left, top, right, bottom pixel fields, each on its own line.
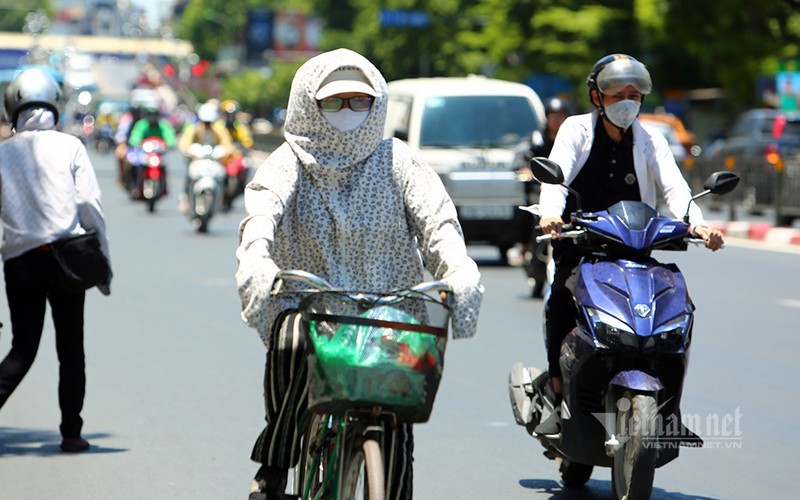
left=0, top=110, right=109, bottom=263
left=539, top=111, right=706, bottom=226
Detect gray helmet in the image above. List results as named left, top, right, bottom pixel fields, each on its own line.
left=587, top=54, right=652, bottom=105
left=4, top=67, right=64, bottom=125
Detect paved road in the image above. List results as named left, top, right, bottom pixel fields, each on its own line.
left=0, top=149, right=798, bottom=499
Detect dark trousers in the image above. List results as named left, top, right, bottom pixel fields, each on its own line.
left=252, top=311, right=414, bottom=499
left=0, top=249, right=86, bottom=438
left=544, top=248, right=582, bottom=379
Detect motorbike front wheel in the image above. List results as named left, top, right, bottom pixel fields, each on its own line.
left=192, top=189, right=215, bottom=233
left=142, top=179, right=160, bottom=212
left=611, top=393, right=658, bottom=500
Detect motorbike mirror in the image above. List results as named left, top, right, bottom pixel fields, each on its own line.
left=702, top=171, right=740, bottom=196
left=529, top=157, right=565, bottom=184
left=529, top=156, right=583, bottom=213
left=682, top=171, right=740, bottom=224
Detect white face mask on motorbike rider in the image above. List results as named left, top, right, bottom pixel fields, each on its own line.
left=603, top=99, right=641, bottom=130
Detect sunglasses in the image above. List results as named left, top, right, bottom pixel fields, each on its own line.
left=317, top=96, right=374, bottom=112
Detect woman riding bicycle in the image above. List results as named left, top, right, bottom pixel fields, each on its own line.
left=235, top=48, right=484, bottom=500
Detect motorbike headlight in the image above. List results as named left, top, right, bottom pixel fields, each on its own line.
left=652, top=314, right=692, bottom=351
left=585, top=307, right=637, bottom=349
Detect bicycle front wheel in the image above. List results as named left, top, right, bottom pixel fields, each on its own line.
left=298, top=413, right=328, bottom=498
left=340, top=437, right=385, bottom=500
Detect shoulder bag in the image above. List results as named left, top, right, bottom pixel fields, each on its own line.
left=50, top=230, right=112, bottom=292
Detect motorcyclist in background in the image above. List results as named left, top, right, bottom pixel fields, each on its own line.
left=128, top=104, right=177, bottom=149
left=221, top=99, right=254, bottom=151
left=177, top=101, right=235, bottom=213
left=513, top=97, right=573, bottom=298
left=123, top=105, right=178, bottom=197
left=178, top=100, right=234, bottom=154
left=114, top=104, right=143, bottom=185
left=219, top=99, right=254, bottom=211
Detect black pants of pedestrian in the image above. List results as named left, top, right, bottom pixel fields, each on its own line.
left=0, top=249, right=86, bottom=438
left=544, top=249, right=583, bottom=379
left=251, top=310, right=414, bottom=499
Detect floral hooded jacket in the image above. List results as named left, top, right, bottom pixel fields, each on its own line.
left=235, top=48, right=483, bottom=345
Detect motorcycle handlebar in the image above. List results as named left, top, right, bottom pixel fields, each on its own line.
left=535, top=229, right=584, bottom=243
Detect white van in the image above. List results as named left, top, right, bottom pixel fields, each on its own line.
left=384, top=75, right=545, bottom=261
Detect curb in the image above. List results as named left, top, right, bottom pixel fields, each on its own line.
left=709, top=220, right=800, bottom=246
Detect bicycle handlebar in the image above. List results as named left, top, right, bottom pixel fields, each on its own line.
left=271, top=270, right=452, bottom=305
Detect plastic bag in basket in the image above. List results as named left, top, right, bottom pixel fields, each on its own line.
left=312, top=305, right=440, bottom=372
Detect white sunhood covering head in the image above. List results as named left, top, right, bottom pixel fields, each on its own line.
left=283, top=48, right=388, bottom=173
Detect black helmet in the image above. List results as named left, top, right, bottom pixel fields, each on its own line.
left=543, top=97, right=572, bottom=115
left=4, top=67, right=63, bottom=125
left=587, top=54, right=652, bottom=106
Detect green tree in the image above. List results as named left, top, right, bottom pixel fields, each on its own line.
left=0, top=2, right=55, bottom=32
left=663, top=0, right=800, bottom=107
left=182, top=0, right=800, bottom=116
left=220, top=61, right=303, bottom=117
left=179, top=0, right=314, bottom=61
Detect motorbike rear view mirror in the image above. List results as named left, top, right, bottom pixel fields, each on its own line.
left=529, top=157, right=564, bottom=184
left=682, top=171, right=740, bottom=224
left=529, top=156, right=583, bottom=214
left=702, top=171, right=740, bottom=196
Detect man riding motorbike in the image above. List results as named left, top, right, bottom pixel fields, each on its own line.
left=178, top=101, right=235, bottom=213
left=220, top=99, right=254, bottom=150
left=533, top=54, right=723, bottom=439
left=128, top=104, right=177, bottom=150
left=219, top=99, right=254, bottom=210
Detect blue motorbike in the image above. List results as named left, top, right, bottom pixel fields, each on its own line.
left=508, top=158, right=739, bottom=499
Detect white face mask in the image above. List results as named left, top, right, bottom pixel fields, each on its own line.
left=604, top=99, right=641, bottom=129
left=323, top=108, right=369, bottom=132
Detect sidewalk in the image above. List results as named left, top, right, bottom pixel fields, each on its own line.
left=708, top=220, right=800, bottom=246
left=698, top=202, right=800, bottom=246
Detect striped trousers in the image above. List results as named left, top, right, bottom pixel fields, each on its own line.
left=251, top=310, right=414, bottom=499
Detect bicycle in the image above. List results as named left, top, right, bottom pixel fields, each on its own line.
left=271, top=270, right=452, bottom=500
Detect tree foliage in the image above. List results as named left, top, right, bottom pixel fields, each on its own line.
left=220, top=62, right=303, bottom=118
left=0, top=2, right=55, bottom=33
left=177, top=0, right=800, bottom=114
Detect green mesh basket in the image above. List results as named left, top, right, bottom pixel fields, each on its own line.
left=300, top=291, right=450, bottom=423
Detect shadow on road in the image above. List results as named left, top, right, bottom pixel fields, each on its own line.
left=0, top=427, right=127, bottom=456
left=519, top=478, right=721, bottom=499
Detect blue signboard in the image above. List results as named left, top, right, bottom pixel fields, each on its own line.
left=247, top=9, right=274, bottom=61
left=380, top=9, right=430, bottom=28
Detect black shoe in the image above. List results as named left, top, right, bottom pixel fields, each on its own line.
left=60, top=437, right=90, bottom=453
left=249, top=466, right=288, bottom=500
left=534, top=408, right=562, bottom=439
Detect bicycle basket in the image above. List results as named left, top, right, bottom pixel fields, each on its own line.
left=300, top=291, right=451, bottom=423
